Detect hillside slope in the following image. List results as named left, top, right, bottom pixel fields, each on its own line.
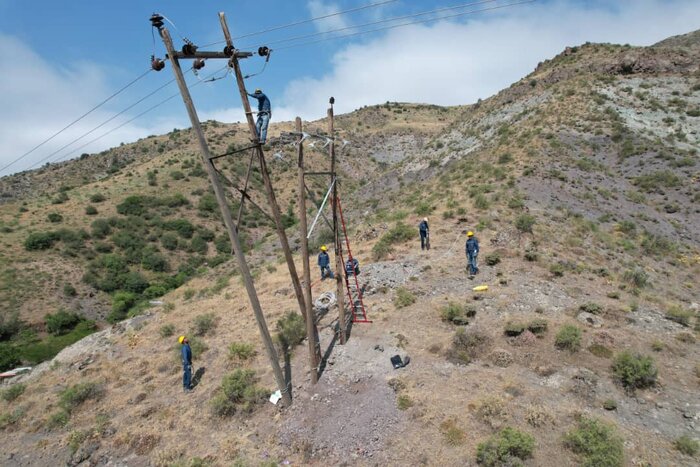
left=1, top=30, right=699, bottom=467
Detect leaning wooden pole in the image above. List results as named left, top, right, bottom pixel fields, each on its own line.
left=218, top=12, right=309, bottom=323
left=296, top=117, right=321, bottom=383
left=158, top=26, right=291, bottom=406
left=329, top=102, right=347, bottom=344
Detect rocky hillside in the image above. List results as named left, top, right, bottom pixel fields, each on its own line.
left=0, top=30, right=699, bottom=466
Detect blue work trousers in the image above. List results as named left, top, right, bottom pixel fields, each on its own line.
left=183, top=364, right=192, bottom=390
left=320, top=265, right=334, bottom=280
left=468, top=252, right=479, bottom=275
left=256, top=112, right=270, bottom=143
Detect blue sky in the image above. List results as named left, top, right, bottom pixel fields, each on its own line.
left=1, top=0, right=699, bottom=176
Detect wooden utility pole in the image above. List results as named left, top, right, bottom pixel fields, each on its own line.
left=296, top=117, right=321, bottom=383
left=158, top=26, right=291, bottom=406
left=329, top=102, right=347, bottom=344
left=218, top=12, right=310, bottom=324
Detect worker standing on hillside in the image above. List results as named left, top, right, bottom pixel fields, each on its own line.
left=466, top=231, right=480, bottom=277
left=247, top=88, right=271, bottom=144
left=419, top=217, right=430, bottom=251
left=179, top=335, right=193, bottom=393
left=318, top=245, right=334, bottom=280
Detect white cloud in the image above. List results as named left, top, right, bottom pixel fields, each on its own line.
left=307, top=0, right=351, bottom=33
left=0, top=33, right=186, bottom=177
left=276, top=0, right=700, bottom=119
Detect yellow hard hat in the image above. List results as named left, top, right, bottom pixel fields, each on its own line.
left=320, top=245, right=327, bottom=251
left=467, top=231, right=474, bottom=237
left=178, top=335, right=186, bottom=344
left=254, top=88, right=262, bottom=94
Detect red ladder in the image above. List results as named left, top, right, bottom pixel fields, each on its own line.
left=336, top=197, right=371, bottom=324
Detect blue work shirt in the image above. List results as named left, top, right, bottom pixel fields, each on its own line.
left=318, top=251, right=330, bottom=268
left=248, top=92, right=271, bottom=113
left=419, top=220, right=429, bottom=233
left=181, top=343, right=192, bottom=367
left=466, top=237, right=479, bottom=255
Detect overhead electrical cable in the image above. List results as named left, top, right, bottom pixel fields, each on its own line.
left=46, top=66, right=229, bottom=167
left=200, top=0, right=400, bottom=47
left=243, top=0, right=502, bottom=49
left=272, top=0, right=535, bottom=51
left=0, top=68, right=153, bottom=174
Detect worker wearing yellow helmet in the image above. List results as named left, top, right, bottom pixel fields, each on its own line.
left=318, top=245, right=334, bottom=280
left=179, top=335, right=193, bottom=393
left=466, top=231, right=480, bottom=278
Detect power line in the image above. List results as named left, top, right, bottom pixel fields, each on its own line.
left=0, top=68, right=153, bottom=174
left=273, top=0, right=535, bottom=51
left=26, top=74, right=183, bottom=171
left=244, top=0, right=502, bottom=49
left=46, top=66, right=230, bottom=167
left=200, top=0, right=399, bottom=48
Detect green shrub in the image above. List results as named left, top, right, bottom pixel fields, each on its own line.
left=1, top=384, right=26, bottom=402
left=47, top=212, right=63, bottom=223
left=665, top=306, right=692, bottom=327
left=448, top=327, right=489, bottom=364
left=63, top=284, right=77, bottom=297
left=397, top=395, right=413, bottom=410
left=59, top=381, right=104, bottom=413
left=440, top=302, right=467, bottom=324
left=527, top=319, right=548, bottom=335
left=372, top=222, right=415, bottom=260
left=211, top=369, right=266, bottom=417
left=160, top=232, right=179, bottom=251
left=143, top=285, right=167, bottom=299
left=415, top=201, right=433, bottom=216
left=633, top=170, right=680, bottom=192
left=24, top=231, right=59, bottom=250
left=170, top=170, right=185, bottom=180
left=193, top=313, right=217, bottom=336
left=276, top=312, right=306, bottom=350
left=588, top=344, right=613, bottom=358
left=108, top=291, right=138, bottom=323
left=46, top=410, right=70, bottom=430
left=0, top=407, right=25, bottom=430
left=394, top=287, right=416, bottom=308
left=229, top=342, right=257, bottom=361
left=674, top=435, right=699, bottom=457
left=611, top=351, right=657, bottom=390
left=85, top=205, right=98, bottom=216
left=44, top=310, right=81, bottom=335
left=197, top=194, right=218, bottom=214
left=579, top=303, right=603, bottom=315
left=484, top=252, right=500, bottom=266
left=550, top=263, right=565, bottom=277
left=515, top=214, right=536, bottom=233
left=504, top=322, right=526, bottom=336
left=564, top=417, right=623, bottom=467
left=17, top=321, right=96, bottom=365
left=622, top=268, right=648, bottom=288
left=602, top=399, right=617, bottom=410
left=142, top=252, right=170, bottom=272
left=159, top=324, right=175, bottom=338
left=474, top=194, right=489, bottom=210
left=0, top=312, right=23, bottom=340
left=89, top=193, right=106, bottom=203
left=476, top=427, right=535, bottom=466
left=163, top=219, right=195, bottom=238
left=555, top=325, right=582, bottom=352
left=90, top=219, right=111, bottom=239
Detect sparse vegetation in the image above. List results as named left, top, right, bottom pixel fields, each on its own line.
left=228, top=342, right=257, bottom=361
left=564, top=417, right=624, bottom=467
left=372, top=222, right=415, bottom=260
left=674, top=435, right=699, bottom=457
left=611, top=351, right=657, bottom=390
left=275, top=312, right=306, bottom=351
left=1, top=383, right=26, bottom=402
left=555, top=325, right=582, bottom=352
left=484, top=252, right=501, bottom=266
left=192, top=313, right=217, bottom=336
left=393, top=287, right=416, bottom=308
left=59, top=381, right=104, bottom=413
left=210, top=369, right=266, bottom=417
left=476, top=427, right=535, bottom=466
left=515, top=214, right=536, bottom=233
left=448, top=327, right=489, bottom=365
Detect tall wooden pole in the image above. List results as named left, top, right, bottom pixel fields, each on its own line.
left=329, top=103, right=347, bottom=344
left=296, top=117, right=321, bottom=383
left=158, top=27, right=291, bottom=406
left=218, top=12, right=309, bottom=324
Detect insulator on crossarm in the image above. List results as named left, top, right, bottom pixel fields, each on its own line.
left=223, top=45, right=234, bottom=57
left=257, top=46, right=270, bottom=57
left=193, top=59, right=206, bottom=70
left=182, top=41, right=198, bottom=56
left=151, top=55, right=165, bottom=71
left=150, top=13, right=164, bottom=29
